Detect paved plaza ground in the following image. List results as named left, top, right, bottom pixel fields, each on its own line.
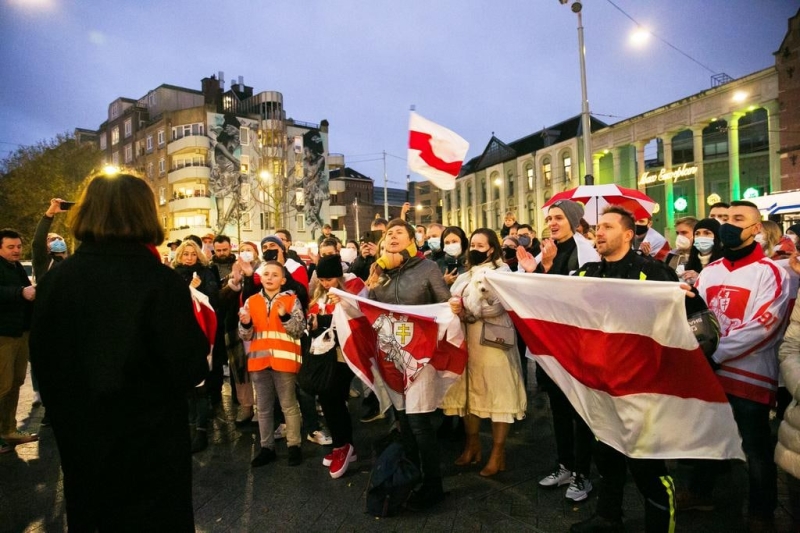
left=2, top=366, right=798, bottom=532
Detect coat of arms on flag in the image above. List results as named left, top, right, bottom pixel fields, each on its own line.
left=330, top=288, right=467, bottom=413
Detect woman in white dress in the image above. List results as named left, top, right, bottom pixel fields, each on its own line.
left=443, top=228, right=527, bottom=477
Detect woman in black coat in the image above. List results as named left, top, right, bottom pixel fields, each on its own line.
left=29, top=173, right=209, bottom=532
left=171, top=239, right=218, bottom=452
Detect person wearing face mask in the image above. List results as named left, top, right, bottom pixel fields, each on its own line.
left=224, top=241, right=261, bottom=427
left=501, top=236, right=520, bottom=271
left=30, top=198, right=72, bottom=422
left=341, top=240, right=359, bottom=267
left=440, top=226, right=469, bottom=286
left=415, top=224, right=428, bottom=252
left=681, top=218, right=723, bottom=286
left=786, top=223, right=800, bottom=253
left=424, top=223, right=445, bottom=261
left=444, top=228, right=526, bottom=478
left=634, top=216, right=671, bottom=261
left=683, top=201, right=790, bottom=531
left=664, top=216, right=697, bottom=276
left=166, top=239, right=182, bottom=264
left=516, top=224, right=541, bottom=257
left=757, top=220, right=795, bottom=261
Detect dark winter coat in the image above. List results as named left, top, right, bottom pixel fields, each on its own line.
left=0, top=256, right=32, bottom=337
left=29, top=241, right=209, bottom=532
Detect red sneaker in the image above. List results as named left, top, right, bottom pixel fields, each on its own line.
left=329, top=444, right=355, bottom=479
left=323, top=448, right=357, bottom=467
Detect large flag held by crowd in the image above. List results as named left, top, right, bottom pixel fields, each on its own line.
left=408, top=111, right=469, bottom=191
left=330, top=288, right=467, bottom=412
left=483, top=270, right=745, bottom=461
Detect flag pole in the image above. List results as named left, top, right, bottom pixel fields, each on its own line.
left=383, top=150, right=388, bottom=220
left=407, top=104, right=415, bottom=221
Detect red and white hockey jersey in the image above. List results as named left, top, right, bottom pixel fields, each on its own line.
left=696, top=245, right=789, bottom=405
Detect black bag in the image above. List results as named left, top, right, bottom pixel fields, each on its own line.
left=297, top=329, right=337, bottom=395
left=365, top=441, right=421, bottom=517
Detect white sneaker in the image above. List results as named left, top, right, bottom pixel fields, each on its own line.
left=565, top=473, right=593, bottom=502
left=273, top=423, right=286, bottom=440
left=539, top=464, right=572, bottom=487
left=307, top=429, right=333, bottom=446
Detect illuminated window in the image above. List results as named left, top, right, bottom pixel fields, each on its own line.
left=146, top=135, right=153, bottom=152
left=111, top=127, right=119, bottom=146
left=124, top=119, right=132, bottom=138
left=542, top=159, right=552, bottom=186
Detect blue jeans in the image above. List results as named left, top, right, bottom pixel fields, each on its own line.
left=689, top=394, right=776, bottom=519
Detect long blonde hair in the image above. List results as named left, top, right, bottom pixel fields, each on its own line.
left=311, top=276, right=346, bottom=307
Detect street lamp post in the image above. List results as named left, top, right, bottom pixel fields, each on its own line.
left=562, top=0, right=594, bottom=185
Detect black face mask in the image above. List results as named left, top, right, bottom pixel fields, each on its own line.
left=635, top=224, right=649, bottom=237
left=262, top=249, right=279, bottom=262
left=719, top=223, right=756, bottom=249
left=468, top=250, right=489, bottom=265
left=502, top=247, right=517, bottom=260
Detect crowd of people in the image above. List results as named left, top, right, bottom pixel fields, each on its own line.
left=2, top=172, right=800, bottom=531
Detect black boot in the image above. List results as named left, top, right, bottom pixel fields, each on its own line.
left=406, top=477, right=446, bottom=511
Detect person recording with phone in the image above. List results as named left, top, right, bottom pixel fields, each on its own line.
left=347, top=218, right=387, bottom=281
left=29, top=198, right=72, bottom=422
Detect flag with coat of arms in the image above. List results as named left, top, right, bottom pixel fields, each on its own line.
left=330, top=288, right=467, bottom=413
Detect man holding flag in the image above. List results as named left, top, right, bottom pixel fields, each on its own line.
left=485, top=205, right=738, bottom=533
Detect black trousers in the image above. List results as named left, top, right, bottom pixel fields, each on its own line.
left=396, top=409, right=442, bottom=489
left=594, top=440, right=675, bottom=532
left=317, top=362, right=355, bottom=448
left=539, top=368, right=593, bottom=476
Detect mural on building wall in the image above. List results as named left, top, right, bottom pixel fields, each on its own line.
left=297, top=128, right=329, bottom=235
left=207, top=112, right=259, bottom=233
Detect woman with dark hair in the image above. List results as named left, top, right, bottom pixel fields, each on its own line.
left=440, top=225, right=469, bottom=285
left=682, top=218, right=723, bottom=286
left=443, top=229, right=526, bottom=476
left=367, top=218, right=452, bottom=510
left=29, top=173, right=209, bottom=531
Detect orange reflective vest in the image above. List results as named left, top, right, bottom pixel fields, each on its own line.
left=246, top=293, right=302, bottom=373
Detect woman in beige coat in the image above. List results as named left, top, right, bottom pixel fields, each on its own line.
left=775, top=256, right=800, bottom=527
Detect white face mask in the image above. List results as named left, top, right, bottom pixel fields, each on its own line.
left=239, top=251, right=254, bottom=263
left=415, top=232, right=425, bottom=243
left=754, top=233, right=766, bottom=245
left=168, top=250, right=176, bottom=262
left=340, top=248, right=357, bottom=264
left=788, top=234, right=798, bottom=244
left=675, top=234, right=692, bottom=251
left=443, top=243, right=462, bottom=257
left=427, top=237, right=441, bottom=252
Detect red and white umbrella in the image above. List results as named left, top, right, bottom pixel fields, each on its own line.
left=542, top=184, right=656, bottom=225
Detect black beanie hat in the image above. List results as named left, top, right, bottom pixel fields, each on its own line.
left=787, top=223, right=800, bottom=236
left=694, top=217, right=721, bottom=239
left=316, top=254, right=343, bottom=279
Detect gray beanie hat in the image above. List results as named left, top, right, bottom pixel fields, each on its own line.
left=549, top=199, right=584, bottom=232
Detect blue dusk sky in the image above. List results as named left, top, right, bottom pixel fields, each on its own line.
left=0, top=0, right=798, bottom=186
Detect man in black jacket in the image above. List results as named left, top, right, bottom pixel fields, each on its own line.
left=570, top=206, right=680, bottom=533
left=0, top=228, right=38, bottom=453
left=348, top=218, right=387, bottom=281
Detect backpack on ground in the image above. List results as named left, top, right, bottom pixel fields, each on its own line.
left=365, top=441, right=421, bottom=517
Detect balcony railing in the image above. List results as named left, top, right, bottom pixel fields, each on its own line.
left=167, top=135, right=211, bottom=155
left=168, top=165, right=210, bottom=185
left=169, top=195, right=213, bottom=213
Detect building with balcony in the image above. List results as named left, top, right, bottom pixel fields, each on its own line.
left=444, top=11, right=800, bottom=238
left=92, top=72, right=332, bottom=250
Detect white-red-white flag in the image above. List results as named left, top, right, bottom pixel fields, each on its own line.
left=190, top=286, right=217, bottom=377
left=408, top=112, right=469, bottom=190
left=483, top=271, right=745, bottom=461
left=330, top=288, right=467, bottom=413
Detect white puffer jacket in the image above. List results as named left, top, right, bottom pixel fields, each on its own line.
left=776, top=299, right=800, bottom=480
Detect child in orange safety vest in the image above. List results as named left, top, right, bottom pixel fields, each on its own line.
left=239, top=261, right=306, bottom=468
